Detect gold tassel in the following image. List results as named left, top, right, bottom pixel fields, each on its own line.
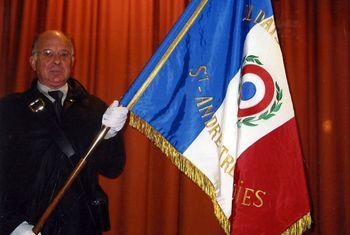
left=282, top=213, right=312, bottom=235
left=129, top=112, right=231, bottom=234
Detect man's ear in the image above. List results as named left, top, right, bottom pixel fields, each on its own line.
left=29, top=56, right=37, bottom=71
left=71, top=56, right=75, bottom=67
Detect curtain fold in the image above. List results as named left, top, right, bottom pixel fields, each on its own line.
left=0, top=0, right=349, bottom=234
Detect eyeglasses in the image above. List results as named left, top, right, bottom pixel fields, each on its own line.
left=35, top=49, right=73, bottom=61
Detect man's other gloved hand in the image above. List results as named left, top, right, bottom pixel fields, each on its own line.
left=102, top=100, right=128, bottom=139
left=10, top=221, right=41, bottom=235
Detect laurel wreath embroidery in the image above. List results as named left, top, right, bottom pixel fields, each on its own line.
left=237, top=55, right=283, bottom=128
left=243, top=55, right=263, bottom=65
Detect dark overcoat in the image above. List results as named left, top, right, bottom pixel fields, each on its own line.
left=0, top=78, right=125, bottom=235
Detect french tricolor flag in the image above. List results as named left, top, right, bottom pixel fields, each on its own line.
left=121, top=0, right=311, bottom=234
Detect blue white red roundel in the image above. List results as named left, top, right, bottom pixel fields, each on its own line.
left=238, top=64, right=275, bottom=117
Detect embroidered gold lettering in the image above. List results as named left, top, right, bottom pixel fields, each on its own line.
left=234, top=180, right=244, bottom=203
left=189, top=65, right=208, bottom=77
left=253, top=190, right=267, bottom=208
left=233, top=181, right=268, bottom=208
left=220, top=155, right=235, bottom=176
left=195, top=96, right=213, bottom=107
left=259, top=17, right=273, bottom=31
left=254, top=9, right=266, bottom=23
left=242, top=188, right=255, bottom=206
left=243, top=5, right=253, bottom=22
left=198, top=104, right=214, bottom=119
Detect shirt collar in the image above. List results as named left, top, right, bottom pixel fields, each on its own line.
left=37, top=81, right=68, bottom=105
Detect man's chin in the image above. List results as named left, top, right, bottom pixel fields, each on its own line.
left=42, top=77, right=68, bottom=89
left=51, top=81, right=67, bottom=88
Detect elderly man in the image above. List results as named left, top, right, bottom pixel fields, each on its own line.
left=0, top=30, right=128, bottom=234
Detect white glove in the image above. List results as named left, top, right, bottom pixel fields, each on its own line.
left=102, top=100, right=128, bottom=139
left=10, top=221, right=41, bottom=235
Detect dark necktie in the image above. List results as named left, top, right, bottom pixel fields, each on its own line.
left=48, top=90, right=64, bottom=122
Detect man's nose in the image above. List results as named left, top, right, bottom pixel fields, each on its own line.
left=53, top=54, right=62, bottom=64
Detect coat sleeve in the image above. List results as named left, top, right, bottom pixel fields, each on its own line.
left=0, top=97, right=27, bottom=234
left=85, top=96, right=126, bottom=179
left=94, top=130, right=126, bottom=178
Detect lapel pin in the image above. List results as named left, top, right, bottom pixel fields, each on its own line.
left=28, top=98, right=45, bottom=113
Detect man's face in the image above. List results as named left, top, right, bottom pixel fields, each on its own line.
left=30, top=32, right=74, bottom=89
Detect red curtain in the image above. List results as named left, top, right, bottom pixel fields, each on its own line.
left=0, top=0, right=349, bottom=234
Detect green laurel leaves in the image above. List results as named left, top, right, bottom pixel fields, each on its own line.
left=243, top=55, right=263, bottom=65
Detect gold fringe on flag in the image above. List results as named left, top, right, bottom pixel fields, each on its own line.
left=282, top=213, right=312, bottom=235
left=129, top=112, right=231, bottom=235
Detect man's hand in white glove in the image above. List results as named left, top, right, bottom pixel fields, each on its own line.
left=10, top=221, right=41, bottom=235
left=102, top=100, right=128, bottom=139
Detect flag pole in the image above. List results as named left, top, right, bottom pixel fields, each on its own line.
left=32, top=125, right=110, bottom=234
